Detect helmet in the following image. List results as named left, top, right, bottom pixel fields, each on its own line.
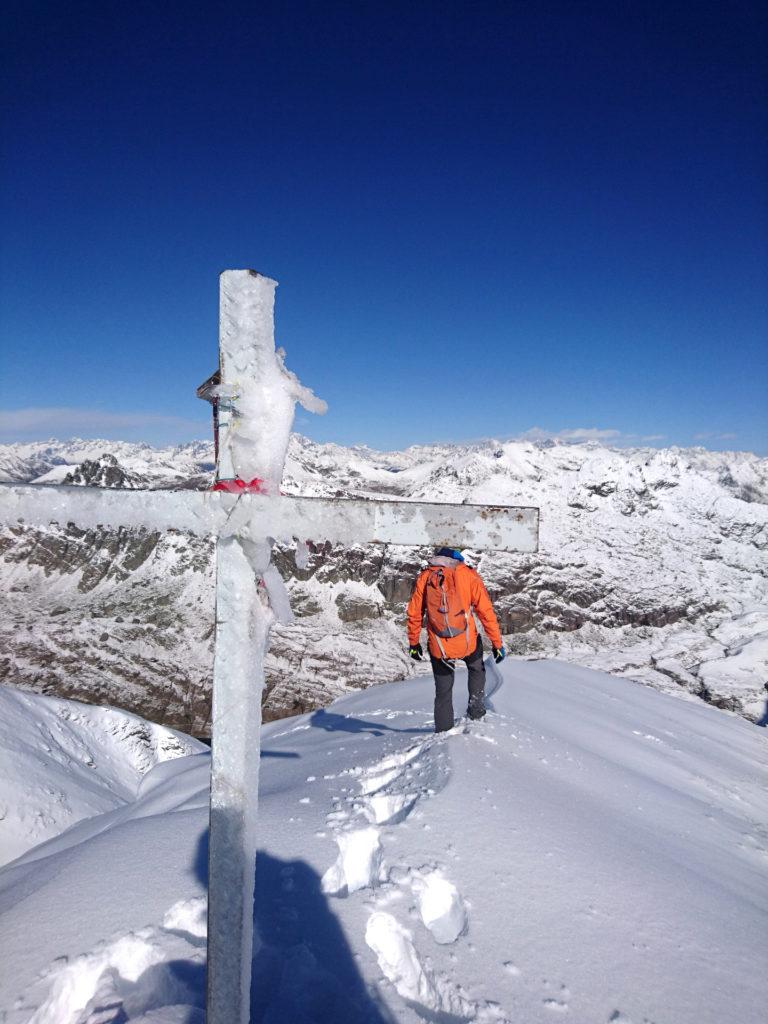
left=435, top=546, right=464, bottom=562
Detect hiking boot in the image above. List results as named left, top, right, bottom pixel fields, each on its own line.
left=467, top=702, right=486, bottom=721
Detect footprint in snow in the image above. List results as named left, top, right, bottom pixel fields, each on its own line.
left=544, top=997, right=570, bottom=1013
left=321, top=826, right=385, bottom=896
left=365, top=911, right=509, bottom=1024
left=541, top=980, right=571, bottom=1013
left=410, top=868, right=468, bottom=945
left=14, top=900, right=207, bottom=1024
left=322, top=734, right=452, bottom=898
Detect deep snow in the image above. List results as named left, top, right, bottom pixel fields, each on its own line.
left=0, top=661, right=766, bottom=1024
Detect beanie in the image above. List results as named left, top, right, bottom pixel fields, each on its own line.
left=435, top=546, right=464, bottom=562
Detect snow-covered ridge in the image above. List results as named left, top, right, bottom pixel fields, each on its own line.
left=1, top=665, right=766, bottom=1022
left=2, top=434, right=767, bottom=502
left=1, top=435, right=767, bottom=729
left=0, top=687, right=205, bottom=867
left=0, top=438, right=214, bottom=486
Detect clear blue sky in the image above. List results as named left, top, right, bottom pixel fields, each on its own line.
left=1, top=1, right=766, bottom=452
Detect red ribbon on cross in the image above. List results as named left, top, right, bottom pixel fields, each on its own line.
left=212, top=478, right=266, bottom=494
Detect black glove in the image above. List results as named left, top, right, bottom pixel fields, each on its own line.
left=409, top=643, right=424, bottom=661
left=493, top=645, right=506, bottom=663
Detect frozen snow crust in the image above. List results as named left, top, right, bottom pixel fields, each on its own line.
left=1, top=663, right=766, bottom=1023
left=0, top=435, right=767, bottom=727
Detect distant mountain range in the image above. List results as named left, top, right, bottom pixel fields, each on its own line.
left=1, top=436, right=766, bottom=734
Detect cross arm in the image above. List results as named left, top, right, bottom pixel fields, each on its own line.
left=0, top=485, right=539, bottom=552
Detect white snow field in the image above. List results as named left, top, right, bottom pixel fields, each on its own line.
left=1, top=662, right=766, bottom=1024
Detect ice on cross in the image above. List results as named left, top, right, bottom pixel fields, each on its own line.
left=215, top=270, right=327, bottom=488
left=0, top=269, right=540, bottom=1024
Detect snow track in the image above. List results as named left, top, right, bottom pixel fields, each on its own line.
left=318, top=711, right=512, bottom=1022
left=365, top=911, right=508, bottom=1023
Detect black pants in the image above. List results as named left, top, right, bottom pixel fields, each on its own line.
left=430, top=637, right=486, bottom=732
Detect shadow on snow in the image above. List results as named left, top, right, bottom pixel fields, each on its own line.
left=310, top=707, right=430, bottom=737
left=77, top=824, right=397, bottom=1022
left=199, top=827, right=394, bottom=1023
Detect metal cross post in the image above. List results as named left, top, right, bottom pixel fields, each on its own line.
left=0, top=270, right=540, bottom=1024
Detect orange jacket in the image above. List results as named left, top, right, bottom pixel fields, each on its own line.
left=406, top=563, right=503, bottom=658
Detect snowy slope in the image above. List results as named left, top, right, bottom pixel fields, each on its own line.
left=0, top=688, right=205, bottom=867
left=1, top=664, right=766, bottom=1024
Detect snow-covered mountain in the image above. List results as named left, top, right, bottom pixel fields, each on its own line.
left=0, top=439, right=214, bottom=487
left=1, top=666, right=766, bottom=1023
left=1, top=436, right=767, bottom=733
left=0, top=687, right=205, bottom=867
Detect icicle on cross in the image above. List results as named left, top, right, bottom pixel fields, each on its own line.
left=0, top=270, right=539, bottom=1024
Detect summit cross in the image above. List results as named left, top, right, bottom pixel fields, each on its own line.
left=0, top=270, right=540, bottom=1024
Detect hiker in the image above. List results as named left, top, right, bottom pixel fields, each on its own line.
left=406, top=546, right=505, bottom=732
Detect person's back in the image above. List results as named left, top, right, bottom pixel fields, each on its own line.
left=406, top=547, right=505, bottom=732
